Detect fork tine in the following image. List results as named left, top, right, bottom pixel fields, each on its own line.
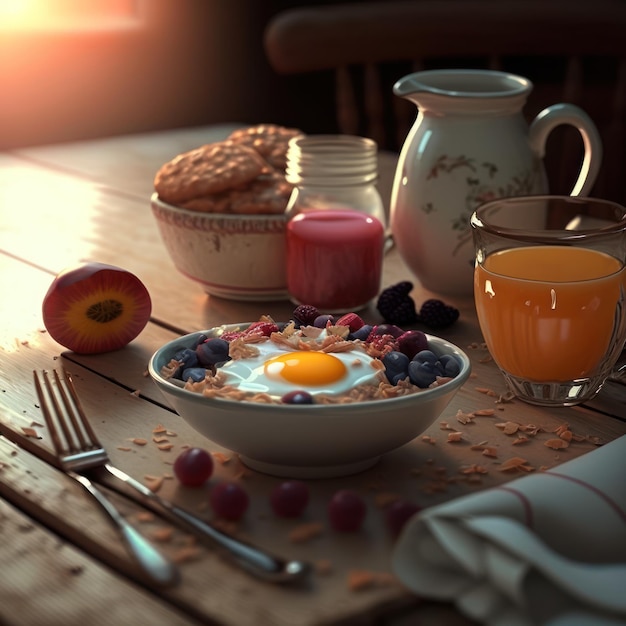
left=54, top=369, right=90, bottom=450
left=33, top=369, right=307, bottom=584
left=46, top=369, right=77, bottom=453
left=33, top=370, right=65, bottom=456
left=62, top=368, right=101, bottom=449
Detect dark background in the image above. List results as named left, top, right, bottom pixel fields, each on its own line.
left=0, top=0, right=622, bottom=178
left=0, top=0, right=350, bottom=150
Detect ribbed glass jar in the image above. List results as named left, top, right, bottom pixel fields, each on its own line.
left=284, top=135, right=385, bottom=312
left=284, top=134, right=386, bottom=227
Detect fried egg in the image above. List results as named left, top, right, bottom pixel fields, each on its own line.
left=219, top=339, right=381, bottom=397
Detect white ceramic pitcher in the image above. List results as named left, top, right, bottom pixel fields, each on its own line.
left=390, top=69, right=602, bottom=296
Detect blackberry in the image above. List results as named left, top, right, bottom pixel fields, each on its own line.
left=293, top=304, right=319, bottom=326
left=376, top=281, right=418, bottom=325
left=417, top=299, right=460, bottom=329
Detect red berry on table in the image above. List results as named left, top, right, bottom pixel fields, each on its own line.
left=328, top=489, right=367, bottom=532
left=209, top=482, right=249, bottom=521
left=270, top=480, right=310, bottom=518
left=385, top=499, right=421, bottom=536
left=173, top=447, right=214, bottom=487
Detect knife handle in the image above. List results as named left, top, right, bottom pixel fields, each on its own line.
left=70, top=470, right=180, bottom=587
left=95, top=463, right=311, bottom=584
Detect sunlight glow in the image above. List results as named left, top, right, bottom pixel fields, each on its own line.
left=0, top=0, right=141, bottom=31
left=0, top=163, right=101, bottom=352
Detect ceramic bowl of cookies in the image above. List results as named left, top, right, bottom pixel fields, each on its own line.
left=151, top=124, right=301, bottom=301
left=148, top=318, right=471, bottom=479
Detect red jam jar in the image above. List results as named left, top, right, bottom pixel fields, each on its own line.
left=286, top=209, right=384, bottom=311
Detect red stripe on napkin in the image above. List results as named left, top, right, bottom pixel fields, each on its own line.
left=496, top=486, right=534, bottom=528
left=546, top=471, right=626, bottom=523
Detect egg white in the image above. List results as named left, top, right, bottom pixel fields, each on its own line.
left=219, top=339, right=381, bottom=397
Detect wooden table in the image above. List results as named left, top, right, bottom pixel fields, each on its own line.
left=1, top=126, right=625, bottom=626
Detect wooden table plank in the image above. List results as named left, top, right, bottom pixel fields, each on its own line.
left=0, top=146, right=399, bottom=337
left=8, top=124, right=398, bottom=222
left=9, top=124, right=244, bottom=200
left=0, top=496, right=198, bottom=626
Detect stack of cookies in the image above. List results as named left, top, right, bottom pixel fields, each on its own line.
left=154, top=124, right=302, bottom=215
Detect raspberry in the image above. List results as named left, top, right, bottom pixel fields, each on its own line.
left=417, top=299, right=459, bottom=329
left=335, top=312, right=365, bottom=332
left=293, top=304, right=319, bottom=326
left=244, top=321, right=278, bottom=337
left=366, top=331, right=399, bottom=356
left=376, top=281, right=418, bottom=326
left=221, top=321, right=278, bottom=341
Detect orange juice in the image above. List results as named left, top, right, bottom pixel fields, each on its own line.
left=474, top=246, right=625, bottom=381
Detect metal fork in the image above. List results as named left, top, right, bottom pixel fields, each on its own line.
left=34, top=369, right=180, bottom=587
left=35, top=369, right=310, bottom=584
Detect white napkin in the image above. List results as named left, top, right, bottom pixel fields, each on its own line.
left=392, top=435, right=626, bottom=626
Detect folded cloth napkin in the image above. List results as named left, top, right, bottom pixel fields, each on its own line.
left=392, top=435, right=626, bottom=626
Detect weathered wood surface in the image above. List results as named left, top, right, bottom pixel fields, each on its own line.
left=1, top=129, right=625, bottom=626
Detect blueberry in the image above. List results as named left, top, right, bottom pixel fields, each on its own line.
left=196, top=337, right=230, bottom=367
left=193, top=334, right=209, bottom=348
left=439, top=354, right=461, bottom=377
left=282, top=390, right=314, bottom=405
left=313, top=314, right=335, bottom=328
left=350, top=324, right=373, bottom=341
left=413, top=350, right=439, bottom=366
left=173, top=348, right=199, bottom=369
left=167, top=348, right=199, bottom=379
left=382, top=351, right=410, bottom=385
left=408, top=360, right=439, bottom=388
left=181, top=367, right=207, bottom=383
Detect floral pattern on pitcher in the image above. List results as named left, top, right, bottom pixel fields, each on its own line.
left=421, top=155, right=542, bottom=255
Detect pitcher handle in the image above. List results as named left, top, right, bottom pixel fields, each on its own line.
left=528, top=103, right=602, bottom=197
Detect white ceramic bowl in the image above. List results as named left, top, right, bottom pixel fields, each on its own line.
left=148, top=323, right=471, bottom=478
left=151, top=193, right=287, bottom=301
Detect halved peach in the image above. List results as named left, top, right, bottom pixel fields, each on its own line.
left=42, top=262, right=152, bottom=354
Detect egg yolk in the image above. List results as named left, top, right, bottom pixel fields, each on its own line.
left=264, top=351, right=347, bottom=386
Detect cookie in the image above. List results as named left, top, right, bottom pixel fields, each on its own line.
left=228, top=124, right=302, bottom=171
left=180, top=171, right=293, bottom=215
left=154, top=141, right=267, bottom=204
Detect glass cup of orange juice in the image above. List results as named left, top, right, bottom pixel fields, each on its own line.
left=471, top=195, right=626, bottom=406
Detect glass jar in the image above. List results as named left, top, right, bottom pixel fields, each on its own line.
left=285, top=134, right=386, bottom=227
left=284, top=135, right=385, bottom=312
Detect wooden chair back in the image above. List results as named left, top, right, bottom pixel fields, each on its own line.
left=264, top=1, right=626, bottom=204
